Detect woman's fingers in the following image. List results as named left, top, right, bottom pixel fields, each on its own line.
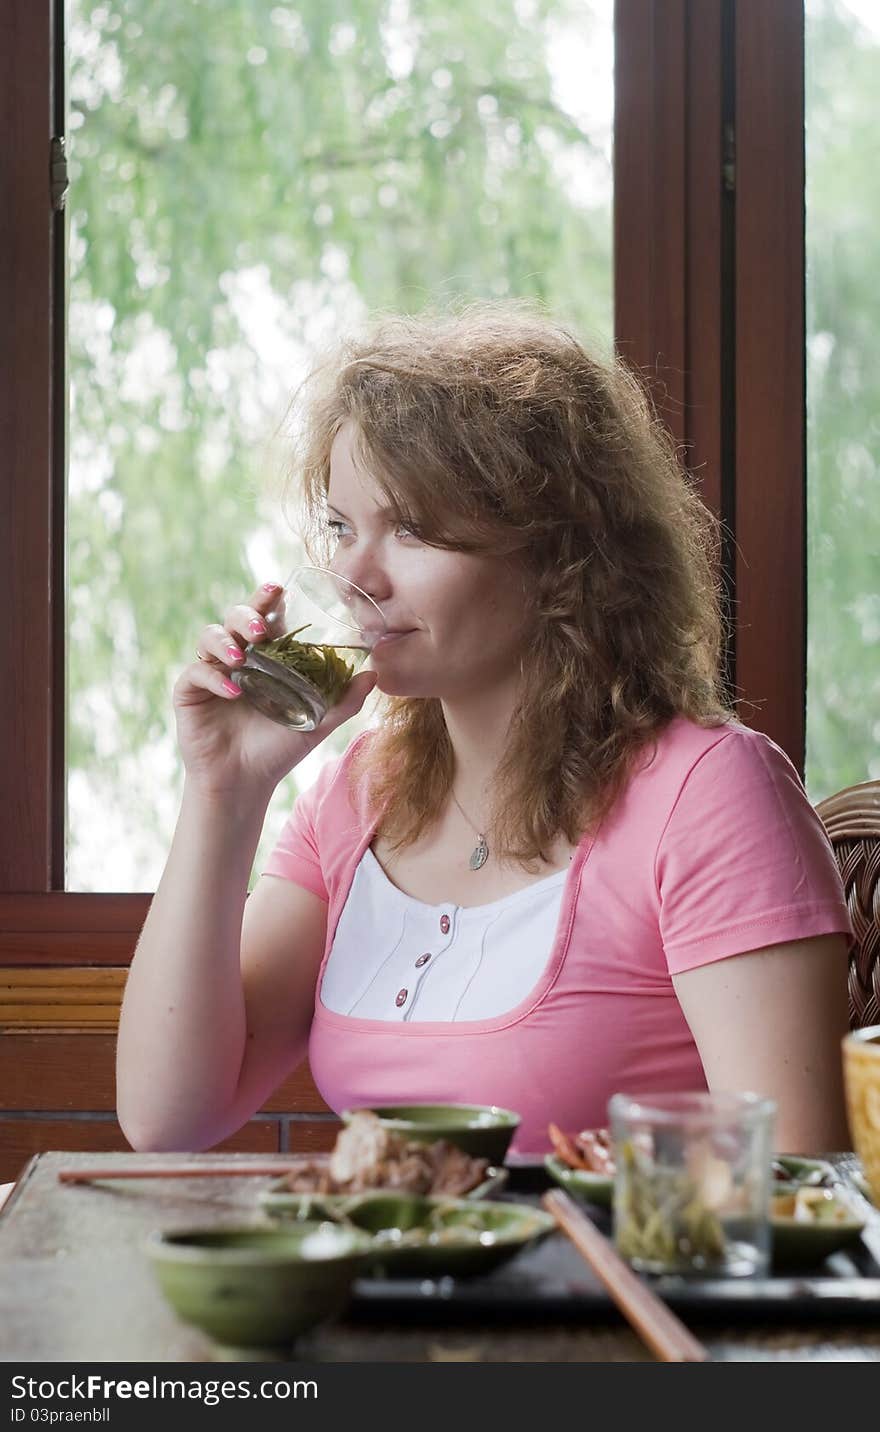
left=184, top=581, right=286, bottom=699
left=187, top=581, right=377, bottom=718
left=193, top=582, right=286, bottom=667
left=177, top=655, right=243, bottom=703
left=196, top=623, right=247, bottom=668
left=221, top=584, right=286, bottom=652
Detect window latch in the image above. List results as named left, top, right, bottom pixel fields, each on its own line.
left=50, top=137, right=69, bottom=212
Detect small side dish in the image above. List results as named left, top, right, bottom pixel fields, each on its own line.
left=276, top=1192, right=556, bottom=1280
left=271, top=1110, right=492, bottom=1198
left=145, top=1222, right=370, bottom=1358
left=546, top=1121, right=867, bottom=1272
left=770, top=1185, right=865, bottom=1267
left=548, top=1123, right=614, bottom=1174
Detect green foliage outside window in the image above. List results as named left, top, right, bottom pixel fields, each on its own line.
left=805, top=0, right=880, bottom=801
left=66, top=0, right=613, bottom=889
left=65, top=0, right=877, bottom=888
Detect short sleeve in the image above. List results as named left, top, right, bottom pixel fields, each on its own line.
left=260, top=772, right=330, bottom=902
left=655, top=728, right=854, bottom=974
left=261, top=744, right=350, bottom=899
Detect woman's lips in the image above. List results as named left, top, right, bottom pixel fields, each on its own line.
left=373, top=630, right=415, bottom=650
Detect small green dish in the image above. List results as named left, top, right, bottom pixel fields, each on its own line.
left=340, top=1103, right=521, bottom=1164
left=771, top=1188, right=866, bottom=1269
left=771, top=1154, right=837, bottom=1195
left=543, top=1154, right=613, bottom=1209
left=332, top=1191, right=555, bottom=1279
left=260, top=1163, right=508, bottom=1217
left=546, top=1151, right=839, bottom=1213
left=145, top=1222, right=370, bottom=1360
left=545, top=1147, right=865, bottom=1270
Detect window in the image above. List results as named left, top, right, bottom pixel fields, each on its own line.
left=2, top=1, right=809, bottom=960
left=805, top=0, right=880, bottom=799
left=65, top=0, right=614, bottom=891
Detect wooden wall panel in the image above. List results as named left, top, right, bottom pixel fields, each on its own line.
left=0, top=968, right=126, bottom=1030
left=0, top=1117, right=279, bottom=1185
left=0, top=1015, right=336, bottom=1186
left=0, top=1033, right=331, bottom=1114
left=0, top=895, right=147, bottom=966
left=0, top=1034, right=123, bottom=1109
left=0, top=1027, right=339, bottom=1182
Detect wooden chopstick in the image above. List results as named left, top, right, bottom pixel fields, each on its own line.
left=542, top=1189, right=710, bottom=1363
left=58, top=1163, right=306, bottom=1184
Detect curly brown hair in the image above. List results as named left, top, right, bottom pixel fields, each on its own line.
left=280, top=298, right=735, bottom=870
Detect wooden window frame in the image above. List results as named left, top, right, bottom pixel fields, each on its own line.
left=0, top=0, right=806, bottom=966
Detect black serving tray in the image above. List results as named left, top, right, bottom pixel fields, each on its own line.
left=348, top=1156, right=880, bottom=1323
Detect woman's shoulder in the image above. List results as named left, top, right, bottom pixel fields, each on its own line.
left=647, top=712, right=795, bottom=778
left=301, top=726, right=378, bottom=824
left=629, top=714, right=807, bottom=823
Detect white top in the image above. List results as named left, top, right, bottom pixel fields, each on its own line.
left=319, top=846, right=569, bottom=1022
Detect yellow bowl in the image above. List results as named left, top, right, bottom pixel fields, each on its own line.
left=842, top=1023, right=880, bottom=1205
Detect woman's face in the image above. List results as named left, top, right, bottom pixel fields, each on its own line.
left=324, top=421, right=532, bottom=699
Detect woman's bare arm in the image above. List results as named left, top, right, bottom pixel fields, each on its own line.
left=116, top=783, right=327, bottom=1151
left=672, top=933, right=851, bottom=1153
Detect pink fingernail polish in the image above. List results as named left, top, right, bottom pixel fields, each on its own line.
left=226, top=646, right=244, bottom=662
left=262, top=583, right=282, bottom=593
left=222, top=679, right=242, bottom=696
left=249, top=619, right=267, bottom=635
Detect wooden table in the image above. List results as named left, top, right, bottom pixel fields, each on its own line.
left=1, top=1151, right=879, bottom=1363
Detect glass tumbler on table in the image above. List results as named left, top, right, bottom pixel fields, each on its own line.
left=231, top=566, right=386, bottom=731
left=608, top=1091, right=776, bottom=1278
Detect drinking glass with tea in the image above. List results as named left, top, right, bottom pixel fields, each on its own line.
left=231, top=566, right=386, bottom=730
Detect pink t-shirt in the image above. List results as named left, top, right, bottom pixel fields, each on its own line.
left=261, top=715, right=853, bottom=1153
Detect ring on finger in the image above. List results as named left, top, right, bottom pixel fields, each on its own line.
left=195, top=648, right=220, bottom=663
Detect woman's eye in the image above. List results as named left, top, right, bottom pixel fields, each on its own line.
left=324, top=515, right=420, bottom=542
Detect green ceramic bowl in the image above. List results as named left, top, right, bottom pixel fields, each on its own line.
left=543, top=1154, right=614, bottom=1208
left=145, top=1222, right=370, bottom=1359
left=771, top=1188, right=865, bottom=1270
left=330, top=1191, right=556, bottom=1279
left=340, top=1103, right=521, bottom=1164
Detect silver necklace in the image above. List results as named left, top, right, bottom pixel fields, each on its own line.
left=449, top=788, right=490, bottom=871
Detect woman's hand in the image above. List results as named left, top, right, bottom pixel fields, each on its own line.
left=172, top=581, right=377, bottom=800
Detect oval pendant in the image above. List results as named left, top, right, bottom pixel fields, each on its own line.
left=469, top=837, right=489, bottom=871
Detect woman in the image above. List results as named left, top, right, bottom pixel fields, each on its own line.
left=116, top=301, right=853, bottom=1156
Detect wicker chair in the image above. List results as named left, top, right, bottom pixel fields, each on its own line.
left=815, top=778, right=880, bottom=1030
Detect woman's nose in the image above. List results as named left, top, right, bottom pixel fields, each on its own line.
left=330, top=543, right=392, bottom=604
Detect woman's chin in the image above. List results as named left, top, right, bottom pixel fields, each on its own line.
left=373, top=676, right=435, bottom=699
left=370, top=644, right=434, bottom=699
